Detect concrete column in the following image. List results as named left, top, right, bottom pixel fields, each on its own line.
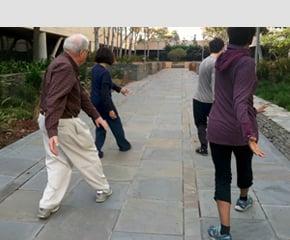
left=33, top=28, right=47, bottom=61
left=39, top=32, right=47, bottom=60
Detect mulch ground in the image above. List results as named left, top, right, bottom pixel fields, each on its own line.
left=0, top=119, right=39, bottom=149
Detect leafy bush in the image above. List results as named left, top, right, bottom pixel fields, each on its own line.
left=111, top=67, right=124, bottom=79
left=168, top=48, right=187, bottom=62
left=257, top=58, right=290, bottom=83
left=116, top=55, right=143, bottom=64
left=0, top=60, right=49, bottom=75
left=256, top=58, right=290, bottom=111
left=261, top=28, right=290, bottom=60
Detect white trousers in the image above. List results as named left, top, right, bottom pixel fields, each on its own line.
left=38, top=114, right=109, bottom=209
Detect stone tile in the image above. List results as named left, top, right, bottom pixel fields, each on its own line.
left=20, top=170, right=81, bottom=192
left=128, top=177, right=182, bottom=201
left=111, top=232, right=183, bottom=240
left=0, top=190, right=42, bottom=221
left=254, top=180, right=290, bottom=206
left=103, top=165, right=137, bottom=182
left=146, top=138, right=182, bottom=149
left=137, top=160, right=182, bottom=179
left=8, top=143, right=45, bottom=161
left=150, top=129, right=182, bottom=139
left=141, top=147, right=182, bottom=162
left=264, top=206, right=290, bottom=240
left=199, top=190, right=266, bottom=220
left=0, top=175, right=14, bottom=189
left=193, top=155, right=214, bottom=170
left=184, top=209, right=201, bottom=239
left=201, top=218, right=276, bottom=240
left=34, top=206, right=118, bottom=240
left=115, top=198, right=183, bottom=235
left=101, top=150, right=142, bottom=167
left=196, top=169, right=238, bottom=190
left=0, top=156, right=40, bottom=177
left=253, top=164, right=290, bottom=181
left=0, top=220, right=43, bottom=240
left=64, top=181, right=129, bottom=210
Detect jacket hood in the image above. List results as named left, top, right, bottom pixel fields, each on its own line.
left=215, top=45, right=250, bottom=72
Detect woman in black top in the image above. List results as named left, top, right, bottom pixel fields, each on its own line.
left=91, top=47, right=131, bottom=158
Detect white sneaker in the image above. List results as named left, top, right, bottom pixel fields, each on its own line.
left=96, top=188, right=113, bottom=203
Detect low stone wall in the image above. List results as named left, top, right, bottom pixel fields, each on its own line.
left=188, top=61, right=201, bottom=73
left=111, top=62, right=163, bottom=81
left=254, top=96, right=290, bottom=160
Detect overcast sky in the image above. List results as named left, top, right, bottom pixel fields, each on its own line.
left=168, top=27, right=203, bottom=40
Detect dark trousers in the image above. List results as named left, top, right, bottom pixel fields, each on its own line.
left=193, top=99, right=212, bottom=149
left=210, top=142, right=253, bottom=203
left=95, top=116, right=131, bottom=152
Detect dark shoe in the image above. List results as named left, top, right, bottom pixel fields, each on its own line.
left=208, top=225, right=232, bottom=240
left=37, top=205, right=60, bottom=219
left=98, top=151, right=104, bottom=159
left=119, top=144, right=131, bottom=152
left=195, top=147, right=208, bottom=156
left=235, top=196, right=253, bottom=212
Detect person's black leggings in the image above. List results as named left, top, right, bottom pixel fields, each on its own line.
left=209, top=142, right=253, bottom=203
left=193, top=99, right=212, bottom=149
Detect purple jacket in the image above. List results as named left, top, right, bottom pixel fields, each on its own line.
left=207, top=44, right=258, bottom=146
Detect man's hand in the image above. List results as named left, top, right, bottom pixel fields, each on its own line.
left=49, top=136, right=59, bottom=156
left=248, top=137, right=265, bottom=157
left=120, top=87, right=130, bottom=96
left=256, top=103, right=269, bottom=114
left=95, top=117, right=109, bottom=130
left=109, top=110, right=117, bottom=119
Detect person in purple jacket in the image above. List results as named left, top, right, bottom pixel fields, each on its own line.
left=207, top=28, right=267, bottom=240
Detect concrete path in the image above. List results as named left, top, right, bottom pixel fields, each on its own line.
left=0, top=68, right=290, bottom=240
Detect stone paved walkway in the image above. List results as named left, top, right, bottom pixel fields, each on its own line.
left=0, top=69, right=290, bottom=240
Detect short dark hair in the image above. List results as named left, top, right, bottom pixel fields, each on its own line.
left=94, top=47, right=115, bottom=65
left=209, top=38, right=225, bottom=53
left=227, top=27, right=256, bottom=46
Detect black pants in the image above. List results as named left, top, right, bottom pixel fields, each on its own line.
left=210, top=142, right=253, bottom=203
left=193, top=99, right=212, bottom=149
left=95, top=116, right=131, bottom=152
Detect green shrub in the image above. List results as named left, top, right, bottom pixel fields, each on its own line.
left=168, top=48, right=187, bottom=62
left=111, top=68, right=124, bottom=79
left=257, top=58, right=290, bottom=83
left=256, top=58, right=290, bottom=111
left=0, top=60, right=49, bottom=75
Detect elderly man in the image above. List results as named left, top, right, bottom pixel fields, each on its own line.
left=37, top=34, right=112, bottom=219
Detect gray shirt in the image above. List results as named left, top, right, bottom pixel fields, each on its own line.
left=194, top=55, right=216, bottom=103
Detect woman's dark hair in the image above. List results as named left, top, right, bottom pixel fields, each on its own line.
left=209, top=38, right=225, bottom=53
left=227, top=27, right=256, bottom=46
left=94, top=47, right=115, bottom=65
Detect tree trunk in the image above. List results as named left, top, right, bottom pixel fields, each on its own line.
left=116, top=28, right=119, bottom=56
left=110, top=27, right=115, bottom=52
left=103, top=28, right=106, bottom=47
left=94, top=27, right=100, bottom=51
left=107, top=27, right=111, bottom=48
left=128, top=32, right=133, bottom=57
left=119, top=27, right=123, bottom=57
left=124, top=27, right=128, bottom=56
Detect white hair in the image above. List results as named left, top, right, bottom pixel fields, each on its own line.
left=63, top=34, right=89, bottom=54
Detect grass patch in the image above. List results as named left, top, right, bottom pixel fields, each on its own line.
left=256, top=80, right=290, bottom=111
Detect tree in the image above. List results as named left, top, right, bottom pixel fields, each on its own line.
left=168, top=48, right=186, bottom=62
left=171, top=30, right=180, bottom=42
left=203, top=27, right=228, bottom=42
left=261, top=27, right=290, bottom=59
left=94, top=27, right=100, bottom=51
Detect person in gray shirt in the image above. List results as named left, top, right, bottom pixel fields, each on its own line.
left=193, top=38, right=224, bottom=155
